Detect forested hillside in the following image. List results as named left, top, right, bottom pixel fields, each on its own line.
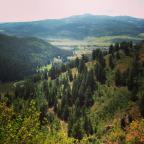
left=0, top=14, right=144, bottom=39
left=0, top=40, right=144, bottom=143
left=0, top=34, right=72, bottom=82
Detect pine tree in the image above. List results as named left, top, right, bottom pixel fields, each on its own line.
left=115, top=42, right=119, bottom=51
left=128, top=57, right=139, bottom=88
left=82, top=54, right=89, bottom=63
left=72, top=75, right=81, bottom=103
left=109, top=44, right=114, bottom=54
left=68, top=69, right=73, bottom=82
left=78, top=82, right=86, bottom=106
left=95, top=63, right=106, bottom=84
left=68, top=110, right=76, bottom=137
left=71, top=119, right=85, bottom=140
left=43, top=81, right=49, bottom=102
left=5, top=93, right=13, bottom=106
left=109, top=54, right=115, bottom=69
left=86, top=69, right=96, bottom=92
left=43, top=70, right=48, bottom=80
left=49, top=66, right=57, bottom=80
left=75, top=57, right=79, bottom=68
left=128, top=57, right=144, bottom=101
left=61, top=64, right=67, bottom=73
left=61, top=104, right=69, bottom=121
left=115, top=70, right=122, bottom=87
left=115, top=69, right=128, bottom=87
left=48, top=82, right=57, bottom=107
left=39, top=104, right=48, bottom=125
left=83, top=116, right=93, bottom=135
left=92, top=49, right=97, bottom=60
left=78, top=59, right=86, bottom=73
left=116, top=51, right=121, bottom=59
left=84, top=86, right=94, bottom=107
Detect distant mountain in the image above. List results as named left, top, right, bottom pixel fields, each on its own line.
left=0, top=34, right=72, bottom=82
left=0, top=14, right=144, bottom=39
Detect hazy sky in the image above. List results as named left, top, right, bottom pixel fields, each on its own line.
left=0, top=0, right=144, bottom=22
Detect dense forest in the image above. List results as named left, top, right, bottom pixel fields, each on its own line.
left=0, top=40, right=144, bottom=143
left=0, top=34, right=72, bottom=82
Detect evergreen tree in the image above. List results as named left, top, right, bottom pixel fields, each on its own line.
left=116, top=51, right=121, bottom=59
left=47, top=82, right=57, bottom=107
left=5, top=93, right=13, bottom=106
left=109, top=54, right=115, bottom=69
left=61, top=64, right=67, bottom=73
left=115, top=69, right=128, bottom=87
left=39, top=104, right=48, bottom=125
left=75, top=57, right=79, bottom=68
left=83, top=116, right=93, bottom=135
left=71, top=119, right=85, bottom=140
left=115, top=70, right=122, bottom=87
left=128, top=56, right=144, bottom=101
left=127, top=57, right=140, bottom=100
left=78, top=81, right=86, bottom=106
left=115, top=42, right=119, bottom=51
left=100, top=56, right=106, bottom=68
left=95, top=63, right=106, bottom=84
left=109, top=44, right=114, bottom=54
left=78, top=59, right=86, bottom=73
left=15, top=79, right=36, bottom=100
left=82, top=54, right=89, bottom=63
left=86, top=69, right=96, bottom=92
left=43, top=70, right=48, bottom=80
left=84, top=86, right=94, bottom=107
left=61, top=104, right=69, bottom=121
left=92, top=49, right=97, bottom=60
left=68, top=110, right=76, bottom=137
left=43, top=81, right=49, bottom=102
left=49, top=66, right=58, bottom=80
left=68, top=69, right=73, bottom=82
left=72, top=75, right=82, bottom=103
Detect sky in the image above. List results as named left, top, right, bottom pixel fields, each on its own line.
left=0, top=0, right=144, bottom=22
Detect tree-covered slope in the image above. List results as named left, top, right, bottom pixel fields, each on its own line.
left=0, top=34, right=72, bottom=82
left=0, top=40, right=144, bottom=143
left=0, top=14, right=144, bottom=39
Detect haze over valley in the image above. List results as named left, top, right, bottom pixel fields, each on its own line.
left=1, top=14, right=144, bottom=57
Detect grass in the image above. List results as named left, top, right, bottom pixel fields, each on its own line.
left=138, top=33, right=144, bottom=38
left=37, top=64, right=52, bottom=72
left=86, top=35, right=142, bottom=46
left=49, top=35, right=142, bottom=50
left=49, top=35, right=142, bottom=59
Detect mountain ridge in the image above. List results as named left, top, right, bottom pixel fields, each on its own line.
left=0, top=14, right=144, bottom=39
left=1, top=14, right=144, bottom=23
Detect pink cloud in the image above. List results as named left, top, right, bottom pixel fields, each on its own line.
left=0, top=0, right=144, bottom=22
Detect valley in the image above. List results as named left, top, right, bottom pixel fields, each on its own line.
left=0, top=14, right=144, bottom=144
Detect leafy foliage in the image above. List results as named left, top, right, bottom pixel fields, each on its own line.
left=0, top=40, right=144, bottom=144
